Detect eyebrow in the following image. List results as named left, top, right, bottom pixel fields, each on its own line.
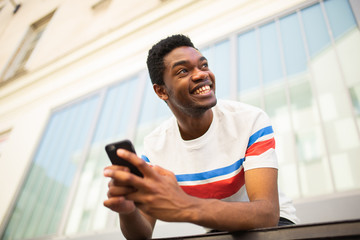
left=171, top=56, right=207, bottom=70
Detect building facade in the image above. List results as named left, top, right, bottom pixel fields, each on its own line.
left=0, top=0, right=360, bottom=239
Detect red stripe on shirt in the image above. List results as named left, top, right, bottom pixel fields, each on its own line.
left=180, top=169, right=245, bottom=199
left=245, top=138, right=275, bottom=157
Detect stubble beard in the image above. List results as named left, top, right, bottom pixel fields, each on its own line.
left=169, top=91, right=217, bottom=118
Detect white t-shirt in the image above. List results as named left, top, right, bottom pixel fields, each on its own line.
left=142, top=99, right=299, bottom=224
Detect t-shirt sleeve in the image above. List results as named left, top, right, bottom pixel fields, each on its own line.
left=242, top=110, right=278, bottom=171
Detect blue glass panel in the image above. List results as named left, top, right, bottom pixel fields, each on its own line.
left=157, top=95, right=172, bottom=119
left=92, top=84, right=123, bottom=143
left=279, top=13, right=307, bottom=76
left=324, top=0, right=357, bottom=39
left=213, top=40, right=231, bottom=98
left=92, top=77, right=139, bottom=143
left=301, top=3, right=330, bottom=57
left=4, top=112, right=65, bottom=239
left=137, top=78, right=161, bottom=125
left=101, top=82, right=128, bottom=140
left=116, top=78, right=138, bottom=136
left=260, top=22, right=284, bottom=85
left=37, top=96, right=99, bottom=237
left=200, top=47, right=213, bottom=69
left=237, top=30, right=260, bottom=92
left=21, top=107, right=78, bottom=238
left=3, top=94, right=100, bottom=239
left=134, top=76, right=172, bottom=151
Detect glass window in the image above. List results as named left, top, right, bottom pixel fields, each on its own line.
left=264, top=87, right=295, bottom=164
left=1, top=12, right=54, bottom=81
left=200, top=47, right=213, bottom=69
left=237, top=30, right=260, bottom=92
left=200, top=40, right=231, bottom=99
left=65, top=76, right=143, bottom=234
left=299, top=155, right=334, bottom=196
left=309, top=34, right=360, bottom=193
left=289, top=78, right=333, bottom=197
left=324, top=0, right=357, bottom=40
left=350, top=85, right=360, bottom=117
left=134, top=78, right=171, bottom=154
left=279, top=13, right=307, bottom=76
left=3, top=94, right=100, bottom=240
left=260, top=21, right=284, bottom=85
left=299, top=0, right=360, bottom=194
left=301, top=3, right=331, bottom=57
left=136, top=78, right=160, bottom=127
left=212, top=40, right=231, bottom=99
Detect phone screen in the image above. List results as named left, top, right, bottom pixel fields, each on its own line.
left=105, top=140, right=143, bottom=177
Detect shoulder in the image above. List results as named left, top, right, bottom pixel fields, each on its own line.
left=214, top=100, right=274, bottom=141
left=144, top=116, right=177, bottom=151
left=215, top=99, right=269, bottom=123
left=215, top=99, right=264, bottom=115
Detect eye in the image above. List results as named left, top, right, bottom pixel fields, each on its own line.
left=177, top=68, right=188, bottom=76
left=201, top=62, right=209, bottom=69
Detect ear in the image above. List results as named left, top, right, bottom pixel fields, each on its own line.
left=153, top=84, right=169, bottom=101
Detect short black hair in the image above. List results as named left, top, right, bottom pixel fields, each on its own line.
left=146, top=34, right=195, bottom=85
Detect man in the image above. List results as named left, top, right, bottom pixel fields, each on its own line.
left=104, top=34, right=298, bottom=239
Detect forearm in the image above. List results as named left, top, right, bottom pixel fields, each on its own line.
left=187, top=197, right=279, bottom=231
left=120, top=209, right=155, bottom=240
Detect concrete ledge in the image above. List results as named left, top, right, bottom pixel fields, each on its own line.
left=154, top=219, right=360, bottom=240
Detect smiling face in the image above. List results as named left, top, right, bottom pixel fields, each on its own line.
left=156, top=46, right=217, bottom=118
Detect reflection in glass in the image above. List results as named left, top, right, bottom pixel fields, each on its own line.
left=323, top=0, right=357, bottom=40
left=3, top=95, right=100, bottom=240
left=213, top=40, right=231, bottom=99
left=301, top=3, right=331, bottom=57
left=201, top=41, right=231, bottom=99
left=238, top=30, right=260, bottom=93
left=260, top=22, right=283, bottom=85
left=65, top=77, right=141, bottom=234
left=134, top=78, right=172, bottom=154
left=279, top=13, right=307, bottom=76
left=350, top=85, right=360, bottom=116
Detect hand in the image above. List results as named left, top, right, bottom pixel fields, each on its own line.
left=104, top=149, right=197, bottom=222
left=103, top=165, right=137, bottom=215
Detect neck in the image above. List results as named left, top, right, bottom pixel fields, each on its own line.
left=175, top=109, right=213, bottom=140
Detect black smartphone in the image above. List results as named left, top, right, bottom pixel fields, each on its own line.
left=105, top=140, right=143, bottom=177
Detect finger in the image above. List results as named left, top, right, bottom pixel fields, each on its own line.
left=103, top=197, right=135, bottom=214
left=124, top=190, right=142, bottom=204
left=108, top=177, right=132, bottom=187
left=117, top=149, right=157, bottom=178
left=104, top=165, right=130, bottom=173
left=107, top=185, right=136, bottom=198
left=104, top=166, right=145, bottom=190
left=104, top=166, right=130, bottom=179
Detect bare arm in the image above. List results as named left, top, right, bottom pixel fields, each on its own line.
left=107, top=149, right=279, bottom=232
left=186, top=168, right=279, bottom=231
left=119, top=209, right=155, bottom=240
left=104, top=165, right=156, bottom=239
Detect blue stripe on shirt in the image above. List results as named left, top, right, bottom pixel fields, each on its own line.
left=176, top=158, right=245, bottom=182
left=141, top=155, right=150, bottom=163
left=247, top=126, right=273, bottom=148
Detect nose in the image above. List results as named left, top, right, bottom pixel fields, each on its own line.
left=191, top=68, right=207, bottom=81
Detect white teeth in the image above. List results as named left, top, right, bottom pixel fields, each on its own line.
left=194, top=85, right=211, bottom=95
